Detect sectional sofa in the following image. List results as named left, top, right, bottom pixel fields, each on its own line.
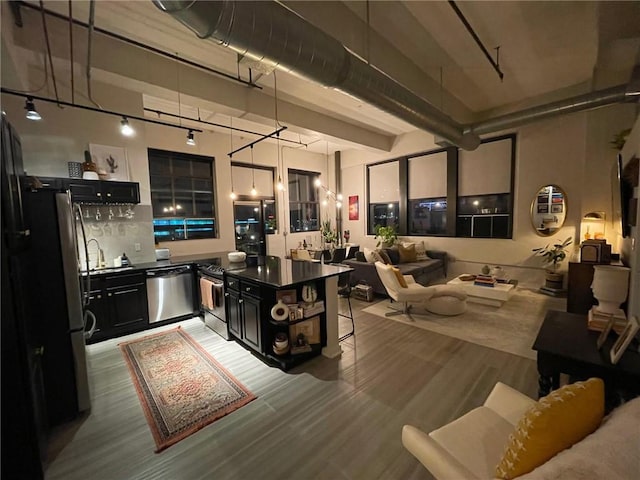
left=343, top=246, right=448, bottom=296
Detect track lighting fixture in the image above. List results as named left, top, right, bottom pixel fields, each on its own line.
left=186, top=129, right=196, bottom=146
left=25, top=97, right=42, bottom=121
left=120, top=116, right=134, bottom=136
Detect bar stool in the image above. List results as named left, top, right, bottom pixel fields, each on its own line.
left=337, top=268, right=354, bottom=341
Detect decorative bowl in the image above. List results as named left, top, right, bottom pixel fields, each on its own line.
left=227, top=251, right=247, bottom=263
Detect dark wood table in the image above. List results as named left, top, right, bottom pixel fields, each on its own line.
left=533, top=310, right=640, bottom=408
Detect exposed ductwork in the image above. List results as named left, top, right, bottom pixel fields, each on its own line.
left=152, top=0, right=480, bottom=149
left=153, top=1, right=639, bottom=151
left=466, top=83, right=639, bottom=136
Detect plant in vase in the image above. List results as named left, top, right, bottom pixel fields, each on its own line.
left=320, top=218, right=338, bottom=248
left=532, top=237, right=572, bottom=289
left=374, top=224, right=398, bottom=248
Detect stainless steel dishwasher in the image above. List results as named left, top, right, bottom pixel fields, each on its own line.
left=146, top=265, right=195, bottom=323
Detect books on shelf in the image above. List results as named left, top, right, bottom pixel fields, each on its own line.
left=588, top=307, right=627, bottom=334
left=474, top=274, right=496, bottom=287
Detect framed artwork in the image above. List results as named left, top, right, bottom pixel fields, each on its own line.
left=276, top=289, right=297, bottom=304
left=537, top=204, right=549, bottom=214
left=596, top=314, right=616, bottom=350
left=551, top=204, right=563, bottom=213
left=610, top=315, right=639, bottom=364
left=289, top=316, right=321, bottom=345
left=89, top=144, right=129, bottom=181
left=349, top=195, right=359, bottom=220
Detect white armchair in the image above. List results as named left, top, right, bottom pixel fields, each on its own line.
left=374, top=262, right=467, bottom=319
left=402, top=382, right=536, bottom=479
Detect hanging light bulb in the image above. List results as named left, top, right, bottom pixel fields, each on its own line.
left=250, top=145, right=257, bottom=196
left=336, top=201, right=342, bottom=208
left=277, top=176, right=284, bottom=191
left=186, top=129, right=196, bottom=146
left=322, top=199, right=328, bottom=206
left=120, top=116, right=134, bottom=136
left=337, top=193, right=343, bottom=201
left=314, top=177, right=322, bottom=187
left=24, top=97, right=42, bottom=121
left=230, top=190, right=237, bottom=200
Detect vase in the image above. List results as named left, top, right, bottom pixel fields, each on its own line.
left=591, top=265, right=630, bottom=314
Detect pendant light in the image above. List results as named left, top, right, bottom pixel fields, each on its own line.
left=250, top=145, right=257, bottom=197
left=186, top=129, right=196, bottom=146
left=229, top=117, right=237, bottom=199
left=25, top=97, right=42, bottom=121
left=120, top=116, right=134, bottom=136
left=273, top=72, right=285, bottom=192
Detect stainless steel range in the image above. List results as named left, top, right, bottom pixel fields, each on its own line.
left=198, top=256, right=255, bottom=339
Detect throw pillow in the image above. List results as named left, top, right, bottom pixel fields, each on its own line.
left=391, top=267, right=408, bottom=288
left=377, top=249, right=392, bottom=265
left=414, top=241, right=429, bottom=261
left=495, top=378, right=605, bottom=480
left=355, top=251, right=366, bottom=262
left=385, top=247, right=400, bottom=265
left=398, top=243, right=417, bottom=263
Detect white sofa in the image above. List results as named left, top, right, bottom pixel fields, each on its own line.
left=402, top=382, right=640, bottom=479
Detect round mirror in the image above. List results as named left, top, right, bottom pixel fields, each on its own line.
left=531, top=185, right=567, bottom=236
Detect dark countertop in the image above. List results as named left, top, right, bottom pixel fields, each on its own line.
left=82, top=252, right=352, bottom=286
left=226, top=256, right=352, bottom=288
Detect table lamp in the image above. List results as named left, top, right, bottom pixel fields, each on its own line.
left=591, top=265, right=630, bottom=314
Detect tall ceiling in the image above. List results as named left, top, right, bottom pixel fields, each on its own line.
left=4, top=1, right=640, bottom=153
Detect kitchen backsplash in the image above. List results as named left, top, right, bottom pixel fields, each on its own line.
left=78, top=204, right=156, bottom=269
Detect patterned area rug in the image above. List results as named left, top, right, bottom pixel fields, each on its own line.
left=363, top=287, right=566, bottom=360
left=120, top=327, right=256, bottom=452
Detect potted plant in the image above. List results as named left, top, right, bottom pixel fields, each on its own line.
left=374, top=224, right=398, bottom=248
left=320, top=218, right=338, bottom=247
left=532, top=237, right=572, bottom=289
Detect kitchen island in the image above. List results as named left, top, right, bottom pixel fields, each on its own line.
left=223, top=256, right=352, bottom=370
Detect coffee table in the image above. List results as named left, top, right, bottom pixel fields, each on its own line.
left=447, top=275, right=515, bottom=307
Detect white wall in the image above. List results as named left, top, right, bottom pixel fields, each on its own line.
left=2, top=83, right=329, bottom=260
left=339, top=105, right=637, bottom=285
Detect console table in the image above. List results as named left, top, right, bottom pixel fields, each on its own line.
left=533, top=310, right=640, bottom=409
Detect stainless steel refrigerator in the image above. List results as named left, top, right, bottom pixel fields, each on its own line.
left=23, top=188, right=92, bottom=426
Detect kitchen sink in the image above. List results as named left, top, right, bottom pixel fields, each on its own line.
left=83, top=266, right=135, bottom=275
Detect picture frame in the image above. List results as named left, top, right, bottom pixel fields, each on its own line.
left=537, top=194, right=549, bottom=205
left=551, top=204, right=563, bottom=213
left=289, top=316, right=320, bottom=345
left=89, top=144, right=129, bottom=181
left=596, top=313, right=616, bottom=350
left=537, top=204, right=549, bottom=214
left=276, top=289, right=297, bottom=304
left=349, top=195, right=359, bottom=220
left=610, top=315, right=640, bottom=364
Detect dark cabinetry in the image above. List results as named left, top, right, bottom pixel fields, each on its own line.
left=226, top=276, right=263, bottom=353
left=66, top=179, right=140, bottom=204
left=86, top=272, right=148, bottom=343
left=567, top=261, right=627, bottom=314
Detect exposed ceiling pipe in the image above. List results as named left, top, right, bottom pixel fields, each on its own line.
left=152, top=0, right=481, bottom=150
left=152, top=0, right=638, bottom=151
left=466, top=83, right=639, bottom=136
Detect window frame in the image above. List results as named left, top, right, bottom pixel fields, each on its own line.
left=288, top=168, right=320, bottom=233
left=365, top=134, right=516, bottom=239
left=148, top=148, right=217, bottom=242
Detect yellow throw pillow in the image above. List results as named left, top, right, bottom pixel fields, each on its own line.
left=495, top=378, right=605, bottom=479
left=391, top=267, right=408, bottom=288
left=398, top=243, right=417, bottom=263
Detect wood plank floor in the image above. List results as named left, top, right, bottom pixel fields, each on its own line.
left=45, top=297, right=539, bottom=480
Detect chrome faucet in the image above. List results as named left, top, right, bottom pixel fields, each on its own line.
left=87, top=238, right=106, bottom=269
